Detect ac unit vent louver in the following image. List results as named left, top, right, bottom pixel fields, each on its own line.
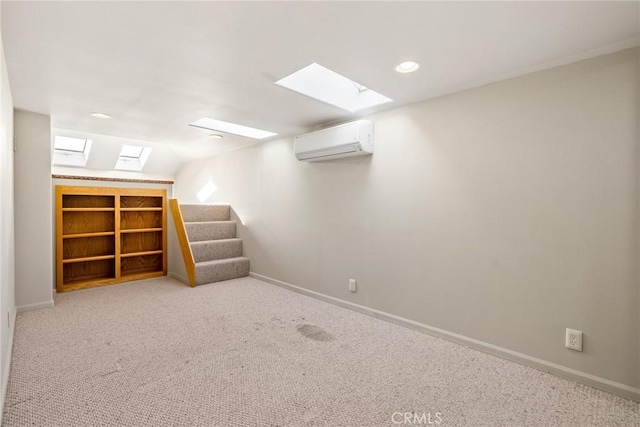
left=294, top=120, right=373, bottom=162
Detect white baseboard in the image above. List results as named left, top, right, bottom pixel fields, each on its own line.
left=250, top=271, right=640, bottom=402
left=168, top=272, right=189, bottom=284
left=16, top=300, right=54, bottom=312
left=0, top=307, right=17, bottom=426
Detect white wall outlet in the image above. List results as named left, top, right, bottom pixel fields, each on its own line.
left=349, top=279, right=357, bottom=292
left=565, top=328, right=583, bottom=351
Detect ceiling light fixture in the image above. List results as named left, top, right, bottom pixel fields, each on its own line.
left=395, top=61, right=420, bottom=73
left=90, top=112, right=111, bottom=119
left=189, top=117, right=277, bottom=140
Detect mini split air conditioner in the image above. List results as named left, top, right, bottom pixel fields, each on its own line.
left=294, top=120, right=374, bottom=162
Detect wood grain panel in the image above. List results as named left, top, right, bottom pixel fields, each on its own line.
left=63, top=195, right=115, bottom=208
left=63, top=211, right=115, bottom=235
left=120, top=196, right=162, bottom=208
left=120, top=211, right=162, bottom=230
left=63, top=236, right=115, bottom=260
left=169, top=199, right=196, bottom=286
left=63, top=259, right=115, bottom=284
left=121, top=254, right=163, bottom=275
left=121, top=231, right=162, bottom=254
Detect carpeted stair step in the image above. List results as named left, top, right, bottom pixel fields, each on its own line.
left=195, top=257, right=250, bottom=285
left=190, top=238, right=242, bottom=262
left=186, top=221, right=236, bottom=242
left=180, top=204, right=230, bottom=222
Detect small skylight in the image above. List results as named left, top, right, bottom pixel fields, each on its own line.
left=55, top=136, right=87, bottom=152
left=115, top=145, right=151, bottom=171
left=119, top=145, right=144, bottom=159
left=275, top=63, right=393, bottom=113
left=53, top=136, right=92, bottom=167
left=189, top=118, right=277, bottom=140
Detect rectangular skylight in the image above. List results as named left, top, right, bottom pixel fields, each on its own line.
left=189, top=118, right=277, bottom=140
left=54, top=136, right=88, bottom=153
left=53, top=135, right=92, bottom=167
left=119, top=145, right=144, bottom=159
left=275, top=63, right=393, bottom=113
left=115, top=145, right=151, bottom=171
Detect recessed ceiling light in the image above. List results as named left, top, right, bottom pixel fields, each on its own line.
left=395, top=61, right=420, bottom=73
left=90, top=112, right=111, bottom=119
left=209, top=134, right=223, bottom=139
left=276, top=63, right=392, bottom=113
left=189, top=118, right=277, bottom=140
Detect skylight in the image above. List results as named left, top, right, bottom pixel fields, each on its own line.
left=119, top=145, right=144, bottom=159
left=52, top=136, right=92, bottom=167
left=115, top=145, right=151, bottom=171
left=189, top=118, right=277, bottom=140
left=54, top=136, right=88, bottom=153
left=275, top=63, right=393, bottom=113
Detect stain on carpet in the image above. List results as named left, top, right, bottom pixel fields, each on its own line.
left=296, top=324, right=334, bottom=341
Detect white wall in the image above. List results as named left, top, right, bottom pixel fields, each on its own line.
left=175, top=48, right=639, bottom=392
left=14, top=110, right=53, bottom=310
left=0, top=8, right=15, bottom=421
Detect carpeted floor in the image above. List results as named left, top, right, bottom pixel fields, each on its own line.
left=2, top=277, right=638, bottom=426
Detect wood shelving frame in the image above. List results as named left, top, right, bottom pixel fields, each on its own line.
left=56, top=186, right=167, bottom=292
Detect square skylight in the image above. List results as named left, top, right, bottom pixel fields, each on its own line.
left=53, top=135, right=92, bottom=167
left=189, top=118, right=277, bottom=140
left=275, top=63, right=393, bottom=112
left=115, top=145, right=151, bottom=171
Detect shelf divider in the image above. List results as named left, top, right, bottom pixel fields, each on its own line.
left=120, top=227, right=163, bottom=234
left=120, top=250, right=163, bottom=258
left=63, top=231, right=115, bottom=239
left=62, top=207, right=115, bottom=212
left=62, top=254, right=116, bottom=264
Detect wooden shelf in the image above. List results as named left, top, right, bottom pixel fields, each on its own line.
left=63, top=231, right=115, bottom=239
left=121, top=252, right=163, bottom=276
left=120, top=250, right=163, bottom=258
left=59, top=276, right=119, bottom=292
left=120, top=227, right=163, bottom=234
left=56, top=186, right=167, bottom=292
left=62, top=255, right=115, bottom=264
left=62, top=208, right=115, bottom=212
left=119, top=271, right=165, bottom=281
left=120, top=207, right=162, bottom=212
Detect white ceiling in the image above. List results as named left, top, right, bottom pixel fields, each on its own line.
left=2, top=1, right=639, bottom=161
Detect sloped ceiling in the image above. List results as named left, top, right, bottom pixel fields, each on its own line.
left=3, top=2, right=639, bottom=168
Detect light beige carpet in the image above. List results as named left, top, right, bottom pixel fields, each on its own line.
left=2, top=277, right=638, bottom=426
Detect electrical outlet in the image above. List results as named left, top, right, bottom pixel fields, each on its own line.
left=565, top=328, right=583, bottom=351
left=349, top=279, right=357, bottom=292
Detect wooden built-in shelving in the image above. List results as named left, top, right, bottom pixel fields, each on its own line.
left=56, top=186, right=167, bottom=292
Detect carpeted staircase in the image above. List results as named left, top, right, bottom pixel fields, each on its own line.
left=179, top=204, right=250, bottom=285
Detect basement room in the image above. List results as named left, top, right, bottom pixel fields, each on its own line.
left=0, top=1, right=638, bottom=426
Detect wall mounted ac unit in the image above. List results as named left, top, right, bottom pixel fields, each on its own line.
left=294, top=120, right=373, bottom=162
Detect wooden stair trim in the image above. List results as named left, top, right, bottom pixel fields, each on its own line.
left=169, top=199, right=196, bottom=287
